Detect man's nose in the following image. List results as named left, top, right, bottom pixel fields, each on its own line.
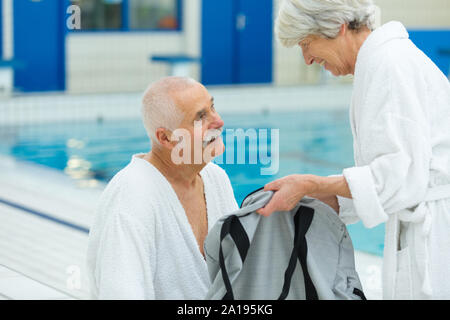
left=210, top=112, right=224, bottom=129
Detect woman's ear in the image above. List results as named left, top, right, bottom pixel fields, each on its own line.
left=339, top=23, right=347, bottom=36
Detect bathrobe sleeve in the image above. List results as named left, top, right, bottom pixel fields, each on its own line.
left=337, top=195, right=360, bottom=225
left=93, top=195, right=156, bottom=300
left=343, top=55, right=432, bottom=228
left=326, top=174, right=360, bottom=225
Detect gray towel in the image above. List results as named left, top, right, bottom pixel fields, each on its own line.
left=204, top=189, right=366, bottom=300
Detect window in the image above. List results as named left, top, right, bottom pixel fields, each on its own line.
left=73, top=0, right=123, bottom=30
left=129, top=0, right=179, bottom=30
left=70, top=0, right=180, bottom=31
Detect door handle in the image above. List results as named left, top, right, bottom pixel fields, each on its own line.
left=236, top=13, right=246, bottom=31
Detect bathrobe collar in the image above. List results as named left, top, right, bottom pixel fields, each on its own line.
left=355, top=21, right=409, bottom=74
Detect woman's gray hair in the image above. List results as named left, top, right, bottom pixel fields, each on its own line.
left=141, top=76, right=197, bottom=146
left=275, top=0, right=378, bottom=47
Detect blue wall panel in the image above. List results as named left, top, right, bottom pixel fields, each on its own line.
left=201, top=0, right=273, bottom=85
left=409, top=30, right=450, bottom=77
left=235, top=0, right=272, bottom=84
left=201, top=0, right=235, bottom=85
left=13, top=0, right=65, bottom=92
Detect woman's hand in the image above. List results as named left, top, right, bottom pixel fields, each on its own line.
left=256, top=174, right=317, bottom=217
left=256, top=174, right=350, bottom=216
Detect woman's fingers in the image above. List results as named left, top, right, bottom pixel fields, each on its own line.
left=257, top=175, right=311, bottom=216
left=263, top=179, right=281, bottom=191
left=256, top=200, right=276, bottom=216
left=256, top=191, right=278, bottom=216
left=256, top=191, right=286, bottom=217
left=257, top=179, right=285, bottom=216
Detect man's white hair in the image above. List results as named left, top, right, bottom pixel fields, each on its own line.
left=275, top=0, right=379, bottom=47
left=141, top=76, right=198, bottom=146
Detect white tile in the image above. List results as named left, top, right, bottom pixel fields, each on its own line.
left=0, top=276, right=72, bottom=300
left=0, top=266, right=17, bottom=277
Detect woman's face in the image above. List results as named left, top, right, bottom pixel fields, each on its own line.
left=299, top=33, right=354, bottom=76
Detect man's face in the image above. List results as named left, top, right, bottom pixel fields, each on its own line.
left=172, top=83, right=225, bottom=163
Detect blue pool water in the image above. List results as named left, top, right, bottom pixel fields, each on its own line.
left=0, top=110, right=385, bottom=256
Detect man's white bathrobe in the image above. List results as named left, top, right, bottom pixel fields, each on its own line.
left=337, top=21, right=450, bottom=299
left=86, top=154, right=239, bottom=299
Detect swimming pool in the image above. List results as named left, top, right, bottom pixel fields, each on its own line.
left=0, top=109, right=384, bottom=256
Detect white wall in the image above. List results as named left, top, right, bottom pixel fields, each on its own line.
left=273, top=0, right=450, bottom=86
left=65, top=0, right=450, bottom=93
left=66, top=0, right=201, bottom=94
left=3, top=0, right=450, bottom=93
left=376, top=0, right=450, bottom=28
left=66, top=32, right=184, bottom=93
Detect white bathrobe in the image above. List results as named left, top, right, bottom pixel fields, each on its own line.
left=86, top=154, right=239, bottom=299
left=337, top=21, right=450, bottom=300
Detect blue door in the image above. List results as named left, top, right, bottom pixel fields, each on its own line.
left=235, top=0, right=272, bottom=84
left=201, top=0, right=273, bottom=85
left=13, top=0, right=66, bottom=92
left=201, top=0, right=235, bottom=85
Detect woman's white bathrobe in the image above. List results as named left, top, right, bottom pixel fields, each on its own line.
left=86, top=154, right=239, bottom=299
left=337, top=21, right=450, bottom=299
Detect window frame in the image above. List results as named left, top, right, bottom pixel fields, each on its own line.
left=67, top=0, right=183, bottom=33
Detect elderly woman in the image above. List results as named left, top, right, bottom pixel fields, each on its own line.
left=258, top=0, right=450, bottom=299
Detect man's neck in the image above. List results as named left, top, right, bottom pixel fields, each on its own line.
left=144, top=148, right=205, bottom=188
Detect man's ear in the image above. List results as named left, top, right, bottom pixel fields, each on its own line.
left=155, top=128, right=176, bottom=150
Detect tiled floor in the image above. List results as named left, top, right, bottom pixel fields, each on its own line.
left=0, top=156, right=99, bottom=300
left=0, top=203, right=91, bottom=299
left=0, top=265, right=74, bottom=300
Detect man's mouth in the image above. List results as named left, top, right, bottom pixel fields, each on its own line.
left=202, top=129, right=223, bottom=148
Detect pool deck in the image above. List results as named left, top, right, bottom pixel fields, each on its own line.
left=0, top=155, right=99, bottom=299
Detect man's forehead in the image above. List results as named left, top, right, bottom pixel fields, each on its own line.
left=175, top=86, right=213, bottom=115
left=190, top=95, right=214, bottom=114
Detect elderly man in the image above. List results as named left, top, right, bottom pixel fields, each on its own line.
left=86, top=77, right=238, bottom=299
